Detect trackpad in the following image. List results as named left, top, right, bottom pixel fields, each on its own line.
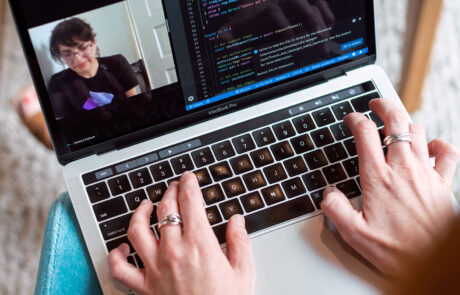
left=250, top=211, right=392, bottom=294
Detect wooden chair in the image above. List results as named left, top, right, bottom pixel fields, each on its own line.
left=400, top=0, right=444, bottom=113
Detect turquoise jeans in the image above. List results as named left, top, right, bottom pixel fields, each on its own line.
left=35, top=193, right=103, bottom=295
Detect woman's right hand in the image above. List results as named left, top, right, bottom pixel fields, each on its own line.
left=321, top=98, right=459, bottom=278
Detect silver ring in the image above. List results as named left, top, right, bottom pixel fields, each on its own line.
left=383, top=132, right=413, bottom=147
left=158, top=213, right=183, bottom=231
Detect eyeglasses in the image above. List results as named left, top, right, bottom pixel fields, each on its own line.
left=60, top=42, right=93, bottom=60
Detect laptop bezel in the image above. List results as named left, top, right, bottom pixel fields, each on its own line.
left=7, top=0, right=376, bottom=165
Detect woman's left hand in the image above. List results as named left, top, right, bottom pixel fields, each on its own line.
left=108, top=171, right=255, bottom=295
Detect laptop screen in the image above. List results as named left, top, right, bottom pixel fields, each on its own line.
left=11, top=0, right=375, bottom=163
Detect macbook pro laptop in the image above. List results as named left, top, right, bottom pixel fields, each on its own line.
left=10, top=0, right=400, bottom=293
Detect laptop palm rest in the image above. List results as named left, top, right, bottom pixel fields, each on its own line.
left=251, top=199, right=392, bottom=294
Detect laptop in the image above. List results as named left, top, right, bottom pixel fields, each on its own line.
left=10, top=0, right=399, bottom=293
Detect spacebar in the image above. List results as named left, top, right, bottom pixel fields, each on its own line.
left=212, top=196, right=315, bottom=244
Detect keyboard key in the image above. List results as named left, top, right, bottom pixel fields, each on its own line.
left=135, top=254, right=144, bottom=269
left=128, top=168, right=153, bottom=189
left=330, top=122, right=352, bottom=140
left=232, top=134, right=256, bottom=154
left=310, top=189, right=325, bottom=209
left=194, top=168, right=213, bottom=187
left=281, top=177, right=306, bottom=198
left=343, top=157, right=359, bottom=177
left=127, top=256, right=136, bottom=267
left=212, top=141, right=236, bottom=161
left=331, top=101, right=353, bottom=120
left=125, top=189, right=148, bottom=210
left=261, top=184, right=286, bottom=205
left=202, top=185, right=225, bottom=205
left=304, top=150, right=328, bottom=170
left=240, top=192, right=265, bottom=213
left=369, top=112, right=384, bottom=127
left=95, top=168, right=113, bottom=180
left=171, top=154, right=194, bottom=175
left=206, top=206, right=223, bottom=225
left=312, top=108, right=335, bottom=127
left=99, top=213, right=132, bottom=240
left=146, top=182, right=167, bottom=203
left=324, top=143, right=348, bottom=163
left=222, top=177, right=246, bottom=198
left=302, top=171, right=327, bottom=191
left=322, top=164, right=347, bottom=184
left=115, top=160, right=139, bottom=173
left=270, top=141, right=294, bottom=161
left=351, top=92, right=379, bottom=112
left=106, top=236, right=135, bottom=253
left=250, top=148, right=274, bottom=167
left=219, top=199, right=244, bottom=220
left=93, top=196, right=128, bottom=222
left=179, top=139, right=201, bottom=152
left=344, top=138, right=357, bottom=156
left=336, top=179, right=361, bottom=199
left=263, top=163, right=287, bottom=184
left=292, top=114, right=316, bottom=133
left=311, top=128, right=334, bottom=147
left=211, top=196, right=315, bottom=243
left=86, top=182, right=110, bottom=203
left=191, top=147, right=215, bottom=168
left=290, top=134, right=314, bottom=154
left=283, top=156, right=308, bottom=176
left=108, top=175, right=132, bottom=196
left=150, top=161, right=174, bottom=181
left=150, top=205, right=158, bottom=225
left=167, top=177, right=180, bottom=185
left=272, top=121, right=296, bottom=140
left=209, top=162, right=233, bottom=182
left=243, top=171, right=267, bottom=191
left=363, top=81, right=376, bottom=91
left=252, top=127, right=276, bottom=147
left=230, top=155, right=254, bottom=174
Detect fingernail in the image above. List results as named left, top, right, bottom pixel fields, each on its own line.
left=369, top=98, right=379, bottom=105
left=324, top=186, right=338, bottom=195
left=141, top=199, right=150, bottom=205
left=182, top=171, right=192, bottom=177
left=233, top=214, right=245, bottom=227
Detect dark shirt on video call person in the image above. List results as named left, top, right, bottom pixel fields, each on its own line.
left=47, top=17, right=139, bottom=120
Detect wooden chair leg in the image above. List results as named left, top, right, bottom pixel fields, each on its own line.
left=400, top=0, right=443, bottom=113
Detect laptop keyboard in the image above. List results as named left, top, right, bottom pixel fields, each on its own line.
left=83, top=81, right=383, bottom=268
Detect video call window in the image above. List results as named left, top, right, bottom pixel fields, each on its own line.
left=28, top=2, right=178, bottom=120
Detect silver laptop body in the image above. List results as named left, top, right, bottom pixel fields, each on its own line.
left=9, top=0, right=400, bottom=293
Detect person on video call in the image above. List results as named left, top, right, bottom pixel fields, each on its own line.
left=47, top=17, right=140, bottom=119
left=108, top=98, right=460, bottom=295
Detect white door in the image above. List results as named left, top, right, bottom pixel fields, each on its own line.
left=127, top=0, right=177, bottom=89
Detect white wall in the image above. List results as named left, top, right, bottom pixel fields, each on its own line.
left=29, top=2, right=141, bottom=85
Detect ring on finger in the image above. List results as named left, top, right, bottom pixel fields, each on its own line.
left=383, top=132, right=413, bottom=147
left=158, top=213, right=183, bottom=231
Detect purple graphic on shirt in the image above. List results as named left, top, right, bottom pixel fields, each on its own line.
left=82, top=91, right=114, bottom=110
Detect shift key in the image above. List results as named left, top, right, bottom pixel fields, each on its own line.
left=93, top=197, right=127, bottom=222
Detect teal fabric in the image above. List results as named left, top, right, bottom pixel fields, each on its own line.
left=35, top=193, right=103, bottom=295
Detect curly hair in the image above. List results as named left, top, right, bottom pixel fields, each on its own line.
left=49, top=17, right=97, bottom=63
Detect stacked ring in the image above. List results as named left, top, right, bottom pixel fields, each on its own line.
left=158, top=213, right=183, bottom=231
left=383, top=132, right=413, bottom=147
